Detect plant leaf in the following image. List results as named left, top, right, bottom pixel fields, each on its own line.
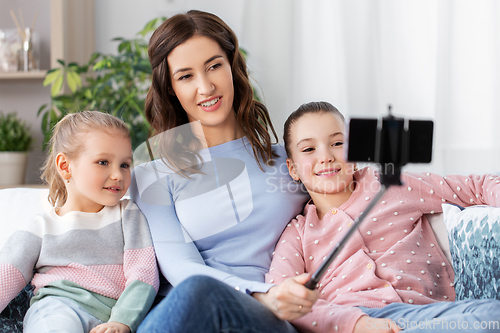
left=43, top=69, right=61, bottom=86
left=138, top=17, right=166, bottom=37
left=37, top=104, right=47, bottom=116
left=84, top=88, right=92, bottom=99
left=66, top=70, right=82, bottom=93
left=51, top=74, right=64, bottom=97
left=88, top=52, right=101, bottom=64
left=118, top=41, right=131, bottom=54
left=93, top=59, right=107, bottom=71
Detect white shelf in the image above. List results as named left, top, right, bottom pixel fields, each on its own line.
left=1, top=0, right=94, bottom=81
left=0, top=71, right=48, bottom=80
left=0, top=184, right=47, bottom=189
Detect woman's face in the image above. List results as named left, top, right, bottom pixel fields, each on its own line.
left=286, top=112, right=356, bottom=197
left=168, top=35, right=236, bottom=134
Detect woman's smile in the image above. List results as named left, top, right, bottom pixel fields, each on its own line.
left=198, top=96, right=222, bottom=111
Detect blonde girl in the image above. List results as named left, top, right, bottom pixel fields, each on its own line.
left=0, top=111, right=159, bottom=333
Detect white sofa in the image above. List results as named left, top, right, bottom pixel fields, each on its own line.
left=0, top=187, right=453, bottom=269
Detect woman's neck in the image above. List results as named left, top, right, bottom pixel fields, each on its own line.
left=309, top=182, right=356, bottom=219
left=203, top=124, right=245, bottom=147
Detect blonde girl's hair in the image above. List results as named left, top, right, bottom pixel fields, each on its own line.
left=41, top=111, right=130, bottom=207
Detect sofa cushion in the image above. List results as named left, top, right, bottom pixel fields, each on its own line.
left=443, top=203, right=500, bottom=301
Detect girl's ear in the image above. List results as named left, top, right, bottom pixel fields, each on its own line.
left=286, top=158, right=300, bottom=182
left=55, top=153, right=71, bottom=182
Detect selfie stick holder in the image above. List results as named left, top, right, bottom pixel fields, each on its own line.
left=305, top=106, right=409, bottom=290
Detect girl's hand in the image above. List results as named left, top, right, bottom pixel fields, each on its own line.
left=90, top=321, right=131, bottom=333
left=253, top=273, right=319, bottom=321
left=353, top=316, right=403, bottom=333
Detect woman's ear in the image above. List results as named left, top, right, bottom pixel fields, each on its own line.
left=55, top=152, right=71, bottom=182
left=286, top=158, right=300, bottom=182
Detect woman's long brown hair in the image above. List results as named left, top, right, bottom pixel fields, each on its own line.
left=145, top=10, right=278, bottom=175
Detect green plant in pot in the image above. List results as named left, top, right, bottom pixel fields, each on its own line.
left=0, top=111, right=33, bottom=186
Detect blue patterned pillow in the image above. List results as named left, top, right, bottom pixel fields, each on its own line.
left=442, top=204, right=500, bottom=301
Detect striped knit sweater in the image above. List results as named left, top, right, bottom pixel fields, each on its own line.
left=0, top=199, right=159, bottom=332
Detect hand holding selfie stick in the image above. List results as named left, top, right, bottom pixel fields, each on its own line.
left=305, top=106, right=433, bottom=290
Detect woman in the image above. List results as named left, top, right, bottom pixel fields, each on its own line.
left=130, top=10, right=317, bottom=333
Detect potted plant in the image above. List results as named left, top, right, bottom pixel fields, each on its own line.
left=0, top=111, right=33, bottom=186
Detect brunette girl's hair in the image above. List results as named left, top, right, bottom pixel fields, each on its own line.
left=40, top=111, right=130, bottom=207
left=145, top=10, right=278, bottom=175
left=283, top=101, right=344, bottom=159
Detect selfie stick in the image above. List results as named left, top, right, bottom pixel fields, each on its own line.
left=304, top=185, right=388, bottom=289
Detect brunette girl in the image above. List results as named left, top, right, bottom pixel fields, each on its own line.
left=267, top=101, right=500, bottom=333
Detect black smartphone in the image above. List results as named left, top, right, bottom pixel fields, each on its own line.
left=346, top=117, right=434, bottom=165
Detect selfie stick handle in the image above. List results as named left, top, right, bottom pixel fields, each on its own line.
left=305, top=184, right=389, bottom=290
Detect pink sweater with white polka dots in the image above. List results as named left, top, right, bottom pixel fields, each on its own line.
left=265, top=167, right=500, bottom=333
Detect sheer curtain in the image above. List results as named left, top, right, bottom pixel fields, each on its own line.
left=240, top=0, right=500, bottom=175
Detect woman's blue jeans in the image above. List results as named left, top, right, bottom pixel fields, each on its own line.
left=138, top=275, right=500, bottom=333
left=137, top=275, right=297, bottom=333
left=359, top=298, right=500, bottom=332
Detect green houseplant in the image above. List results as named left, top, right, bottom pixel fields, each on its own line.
left=38, top=17, right=165, bottom=150
left=0, top=111, right=33, bottom=185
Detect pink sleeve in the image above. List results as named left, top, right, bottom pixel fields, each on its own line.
left=266, top=219, right=306, bottom=284
left=0, top=264, right=28, bottom=312
left=396, top=172, right=500, bottom=213
left=123, top=246, right=159, bottom=292
left=265, top=218, right=365, bottom=333
left=121, top=201, right=160, bottom=292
